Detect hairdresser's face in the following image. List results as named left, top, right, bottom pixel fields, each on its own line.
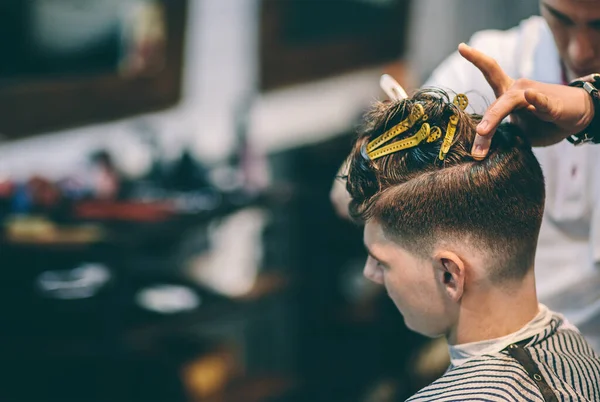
left=363, top=221, right=454, bottom=337
left=541, top=0, right=600, bottom=80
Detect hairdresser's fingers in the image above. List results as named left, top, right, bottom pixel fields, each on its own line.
left=477, top=91, right=530, bottom=135
left=523, top=89, right=561, bottom=123
left=471, top=91, right=529, bottom=159
left=458, top=43, right=513, bottom=97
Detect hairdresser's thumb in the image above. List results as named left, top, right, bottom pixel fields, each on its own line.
left=471, top=133, right=492, bottom=160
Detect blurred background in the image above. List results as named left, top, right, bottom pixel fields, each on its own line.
left=0, top=1, right=539, bottom=401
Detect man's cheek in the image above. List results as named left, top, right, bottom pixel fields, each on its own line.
left=385, top=284, right=403, bottom=307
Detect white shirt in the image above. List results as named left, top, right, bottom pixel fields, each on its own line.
left=448, top=304, right=573, bottom=368
left=425, top=16, right=600, bottom=351
left=408, top=307, right=599, bottom=401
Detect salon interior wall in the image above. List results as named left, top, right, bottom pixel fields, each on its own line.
left=0, top=0, right=541, bottom=180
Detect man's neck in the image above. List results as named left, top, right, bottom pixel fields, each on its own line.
left=447, top=271, right=539, bottom=345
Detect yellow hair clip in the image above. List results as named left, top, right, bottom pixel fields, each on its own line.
left=366, top=103, right=426, bottom=153
left=426, top=126, right=442, bottom=143
left=368, top=123, right=431, bottom=160
left=453, top=94, right=469, bottom=110
left=439, top=115, right=459, bottom=161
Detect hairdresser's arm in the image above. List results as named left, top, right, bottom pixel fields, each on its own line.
left=458, top=43, right=595, bottom=159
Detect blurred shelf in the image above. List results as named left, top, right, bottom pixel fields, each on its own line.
left=201, top=375, right=298, bottom=402
left=124, top=271, right=292, bottom=345
left=235, top=272, right=291, bottom=302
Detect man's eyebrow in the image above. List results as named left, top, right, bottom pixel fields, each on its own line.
left=543, top=3, right=575, bottom=24
left=364, top=244, right=382, bottom=262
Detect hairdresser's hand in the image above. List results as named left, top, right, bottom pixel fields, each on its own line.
left=458, top=43, right=595, bottom=159
left=330, top=159, right=352, bottom=219
left=330, top=176, right=352, bottom=219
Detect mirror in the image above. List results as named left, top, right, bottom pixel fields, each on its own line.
left=260, top=0, right=410, bottom=90
left=0, top=0, right=187, bottom=138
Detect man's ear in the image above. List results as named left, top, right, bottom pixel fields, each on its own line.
left=435, top=251, right=466, bottom=302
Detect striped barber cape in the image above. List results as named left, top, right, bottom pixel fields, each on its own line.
left=406, top=311, right=600, bottom=401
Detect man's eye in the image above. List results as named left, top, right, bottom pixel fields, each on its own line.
left=555, top=15, right=574, bottom=27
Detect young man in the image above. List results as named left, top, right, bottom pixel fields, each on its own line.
left=345, top=89, right=600, bottom=401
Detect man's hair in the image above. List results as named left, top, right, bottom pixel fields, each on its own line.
left=346, top=89, right=545, bottom=282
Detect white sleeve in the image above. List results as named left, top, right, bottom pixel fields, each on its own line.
left=423, top=28, right=521, bottom=114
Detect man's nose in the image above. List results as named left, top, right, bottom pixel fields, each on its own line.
left=569, top=30, right=596, bottom=69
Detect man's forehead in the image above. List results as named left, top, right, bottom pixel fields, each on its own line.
left=364, top=221, right=387, bottom=249
left=363, top=221, right=383, bottom=246
left=364, top=221, right=398, bottom=251
left=364, top=221, right=400, bottom=263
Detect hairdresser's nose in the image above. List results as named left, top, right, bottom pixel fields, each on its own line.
left=363, top=257, right=384, bottom=285
left=568, top=29, right=597, bottom=74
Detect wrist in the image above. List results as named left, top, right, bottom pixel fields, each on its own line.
left=567, top=75, right=600, bottom=145
left=582, top=87, right=596, bottom=129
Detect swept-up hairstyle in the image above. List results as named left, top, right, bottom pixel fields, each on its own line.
left=345, top=89, right=545, bottom=282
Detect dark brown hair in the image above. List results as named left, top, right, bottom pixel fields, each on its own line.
left=345, top=89, right=545, bottom=282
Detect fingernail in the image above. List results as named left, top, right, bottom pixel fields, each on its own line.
left=477, top=120, right=489, bottom=133
left=471, top=144, right=486, bottom=160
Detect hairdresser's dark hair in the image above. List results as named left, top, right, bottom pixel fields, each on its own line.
left=346, top=88, right=545, bottom=282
